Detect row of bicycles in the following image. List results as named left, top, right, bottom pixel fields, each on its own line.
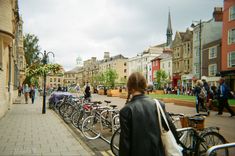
left=48, top=92, right=234, bottom=156
left=48, top=92, right=120, bottom=141
left=110, top=112, right=235, bottom=156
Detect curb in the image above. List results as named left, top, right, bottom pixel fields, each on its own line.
left=51, top=110, right=96, bottom=156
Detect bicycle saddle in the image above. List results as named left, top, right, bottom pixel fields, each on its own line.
left=104, top=100, right=111, bottom=103
left=109, top=105, right=117, bottom=108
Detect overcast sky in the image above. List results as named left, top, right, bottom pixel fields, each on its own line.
left=19, top=0, right=223, bottom=71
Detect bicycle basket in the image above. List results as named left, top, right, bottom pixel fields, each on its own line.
left=188, top=116, right=205, bottom=130
left=180, top=116, right=205, bottom=131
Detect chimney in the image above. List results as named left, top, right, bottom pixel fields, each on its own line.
left=104, top=52, right=110, bottom=60
left=213, top=7, right=223, bottom=22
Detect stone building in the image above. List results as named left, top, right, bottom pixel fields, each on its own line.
left=172, top=28, right=193, bottom=89
left=99, top=52, right=128, bottom=85
left=0, top=0, right=22, bottom=118
left=83, top=57, right=99, bottom=86
left=64, top=66, right=84, bottom=87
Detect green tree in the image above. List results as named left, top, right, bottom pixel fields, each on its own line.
left=154, top=69, right=168, bottom=89
left=94, top=72, right=105, bottom=85
left=104, top=69, right=118, bottom=88
left=24, top=33, right=40, bottom=66
left=94, top=69, right=118, bottom=88
left=23, top=33, right=62, bottom=86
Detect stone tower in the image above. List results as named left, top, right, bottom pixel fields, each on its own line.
left=166, top=10, right=173, bottom=46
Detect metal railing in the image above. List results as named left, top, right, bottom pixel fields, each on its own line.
left=207, top=142, right=235, bottom=156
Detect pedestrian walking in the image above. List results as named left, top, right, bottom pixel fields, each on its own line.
left=30, top=85, right=36, bottom=104
left=23, top=84, right=30, bottom=104
left=119, top=72, right=178, bottom=156
left=84, top=82, right=91, bottom=101
left=18, top=85, right=22, bottom=97
left=217, top=77, right=235, bottom=117
left=193, top=80, right=207, bottom=113
left=57, top=84, right=62, bottom=92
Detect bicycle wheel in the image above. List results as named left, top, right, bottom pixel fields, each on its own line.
left=81, top=115, right=101, bottom=140
left=112, top=114, right=120, bottom=131
left=195, top=131, right=228, bottom=156
left=71, top=111, right=81, bottom=128
left=110, top=127, right=121, bottom=156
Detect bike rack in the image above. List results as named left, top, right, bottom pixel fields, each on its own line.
left=206, top=142, right=235, bottom=156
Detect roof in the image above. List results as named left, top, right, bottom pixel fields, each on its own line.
left=65, top=66, right=84, bottom=73
left=100, top=54, right=128, bottom=63
left=151, top=52, right=172, bottom=61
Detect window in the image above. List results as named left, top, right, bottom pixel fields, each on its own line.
left=124, top=69, right=127, bottom=73
left=229, top=5, right=235, bottom=21
left=58, top=78, right=60, bottom=82
left=228, top=51, right=235, bottom=67
left=124, top=62, right=127, bottom=66
left=50, top=78, right=52, bottom=82
left=208, top=64, right=217, bottom=76
left=228, top=28, right=235, bottom=45
left=209, top=46, right=217, bottom=59
left=54, top=78, right=56, bottom=82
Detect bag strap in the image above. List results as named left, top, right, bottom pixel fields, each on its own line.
left=154, top=99, right=170, bottom=131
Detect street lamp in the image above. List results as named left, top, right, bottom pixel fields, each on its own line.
left=191, top=20, right=202, bottom=79
left=38, top=50, right=55, bottom=114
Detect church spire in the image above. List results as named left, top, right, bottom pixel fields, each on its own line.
left=166, top=10, right=173, bottom=46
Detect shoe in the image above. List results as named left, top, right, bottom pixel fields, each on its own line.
left=231, top=114, right=235, bottom=117
left=216, top=113, right=222, bottom=116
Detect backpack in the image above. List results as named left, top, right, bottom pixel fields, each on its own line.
left=199, top=87, right=206, bottom=100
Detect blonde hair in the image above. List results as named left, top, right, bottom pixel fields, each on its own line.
left=196, top=80, right=203, bottom=87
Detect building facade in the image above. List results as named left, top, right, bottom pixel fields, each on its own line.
left=64, top=67, right=84, bottom=87
left=202, top=39, right=222, bottom=86
left=172, top=29, right=193, bottom=89
left=192, top=7, right=223, bottom=80
left=99, top=52, right=128, bottom=85
left=83, top=57, right=99, bottom=86
left=0, top=0, right=22, bottom=118
left=128, top=45, right=163, bottom=83
left=221, top=0, right=235, bottom=91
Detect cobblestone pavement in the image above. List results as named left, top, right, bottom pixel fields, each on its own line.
left=0, top=96, right=94, bottom=156
left=1, top=94, right=234, bottom=156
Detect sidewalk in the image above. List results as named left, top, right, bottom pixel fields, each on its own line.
left=0, top=96, right=94, bottom=156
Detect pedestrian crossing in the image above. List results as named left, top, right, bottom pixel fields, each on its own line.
left=100, top=150, right=115, bottom=156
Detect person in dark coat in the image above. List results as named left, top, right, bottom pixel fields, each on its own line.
left=119, top=72, right=178, bottom=156
left=217, top=77, right=235, bottom=117
left=84, top=82, right=91, bottom=100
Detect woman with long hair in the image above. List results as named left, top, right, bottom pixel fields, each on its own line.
left=119, top=72, right=177, bottom=156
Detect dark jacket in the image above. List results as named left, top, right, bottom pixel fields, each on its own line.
left=217, top=83, right=230, bottom=99
left=119, top=94, right=177, bottom=156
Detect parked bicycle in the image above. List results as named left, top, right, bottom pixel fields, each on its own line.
left=81, top=100, right=120, bottom=140
left=110, top=112, right=228, bottom=156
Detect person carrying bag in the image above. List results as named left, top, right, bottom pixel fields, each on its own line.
left=155, top=99, right=183, bottom=156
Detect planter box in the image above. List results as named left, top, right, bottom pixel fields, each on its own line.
left=107, top=89, right=120, bottom=97
left=154, top=90, right=164, bottom=95
left=172, top=99, right=235, bottom=113
left=120, top=92, right=128, bottom=99
left=98, top=89, right=104, bottom=95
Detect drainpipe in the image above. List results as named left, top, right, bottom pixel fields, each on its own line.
left=8, top=46, right=12, bottom=92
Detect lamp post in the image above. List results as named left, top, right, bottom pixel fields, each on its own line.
left=38, top=50, right=55, bottom=114
left=191, top=20, right=202, bottom=79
